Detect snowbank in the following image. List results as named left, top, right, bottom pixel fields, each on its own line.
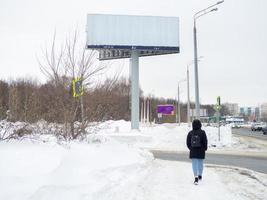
left=1, top=119, right=232, bottom=151
left=0, top=120, right=154, bottom=200
left=98, top=120, right=233, bottom=151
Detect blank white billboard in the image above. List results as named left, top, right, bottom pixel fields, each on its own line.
left=86, top=14, right=179, bottom=51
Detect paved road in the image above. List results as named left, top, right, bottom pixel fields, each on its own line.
left=232, top=127, right=267, bottom=140
left=151, top=150, right=267, bottom=174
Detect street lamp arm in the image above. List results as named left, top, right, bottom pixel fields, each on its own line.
left=187, top=56, right=204, bottom=67
left=178, top=79, right=186, bottom=84
left=195, top=8, right=218, bottom=21
left=194, top=1, right=223, bottom=19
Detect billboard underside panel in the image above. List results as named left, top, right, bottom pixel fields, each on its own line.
left=96, top=48, right=179, bottom=60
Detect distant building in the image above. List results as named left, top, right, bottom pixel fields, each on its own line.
left=240, top=107, right=245, bottom=115
left=255, top=107, right=260, bottom=119
left=224, top=103, right=239, bottom=116
left=239, top=106, right=260, bottom=121
left=260, top=103, right=267, bottom=122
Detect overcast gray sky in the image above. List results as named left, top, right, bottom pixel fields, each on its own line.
left=0, top=0, right=266, bottom=107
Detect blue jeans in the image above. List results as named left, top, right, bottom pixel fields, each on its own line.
left=192, top=158, right=204, bottom=177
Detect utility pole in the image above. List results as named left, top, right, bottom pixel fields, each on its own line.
left=177, top=79, right=186, bottom=125
left=178, top=84, right=181, bottom=125
left=193, top=20, right=200, bottom=119
left=215, top=96, right=222, bottom=141
left=143, top=97, right=146, bottom=122
left=146, top=98, right=150, bottom=123
left=141, top=100, right=144, bottom=123
left=187, top=65, right=191, bottom=127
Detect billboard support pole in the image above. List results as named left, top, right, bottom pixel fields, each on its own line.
left=131, top=50, right=139, bottom=130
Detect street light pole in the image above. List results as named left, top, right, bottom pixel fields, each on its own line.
left=193, top=21, right=200, bottom=119
left=187, top=65, right=191, bottom=127
left=187, top=57, right=203, bottom=127
left=193, top=1, right=224, bottom=119
left=177, top=79, right=186, bottom=125
left=178, top=84, right=180, bottom=125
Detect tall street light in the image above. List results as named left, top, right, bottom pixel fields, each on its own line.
left=193, top=0, right=224, bottom=119
left=187, top=57, right=203, bottom=127
left=177, top=79, right=186, bottom=125
left=186, top=65, right=191, bottom=127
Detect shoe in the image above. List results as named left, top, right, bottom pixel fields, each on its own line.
left=194, top=177, right=198, bottom=185
left=198, top=175, right=202, bottom=181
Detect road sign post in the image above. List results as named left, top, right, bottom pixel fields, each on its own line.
left=215, top=96, right=222, bottom=141
left=72, top=77, right=85, bottom=133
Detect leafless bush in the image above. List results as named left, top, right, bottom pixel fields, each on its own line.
left=0, top=121, right=32, bottom=141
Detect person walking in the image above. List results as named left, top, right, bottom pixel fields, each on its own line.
left=186, top=119, right=208, bottom=185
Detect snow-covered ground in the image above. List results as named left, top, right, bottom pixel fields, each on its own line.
left=97, top=120, right=267, bottom=152
left=0, top=120, right=266, bottom=200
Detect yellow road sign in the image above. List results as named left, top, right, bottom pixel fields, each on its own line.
left=72, top=77, right=84, bottom=97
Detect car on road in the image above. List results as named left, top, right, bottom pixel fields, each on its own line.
left=262, top=126, right=267, bottom=135
left=251, top=122, right=265, bottom=131
left=231, top=123, right=242, bottom=128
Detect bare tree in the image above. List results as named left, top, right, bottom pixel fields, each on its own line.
left=85, top=77, right=131, bottom=122
left=38, top=31, right=107, bottom=139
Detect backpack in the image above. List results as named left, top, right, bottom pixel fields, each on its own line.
left=191, top=133, right=201, bottom=148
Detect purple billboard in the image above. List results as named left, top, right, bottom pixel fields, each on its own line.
left=157, top=104, right=175, bottom=115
